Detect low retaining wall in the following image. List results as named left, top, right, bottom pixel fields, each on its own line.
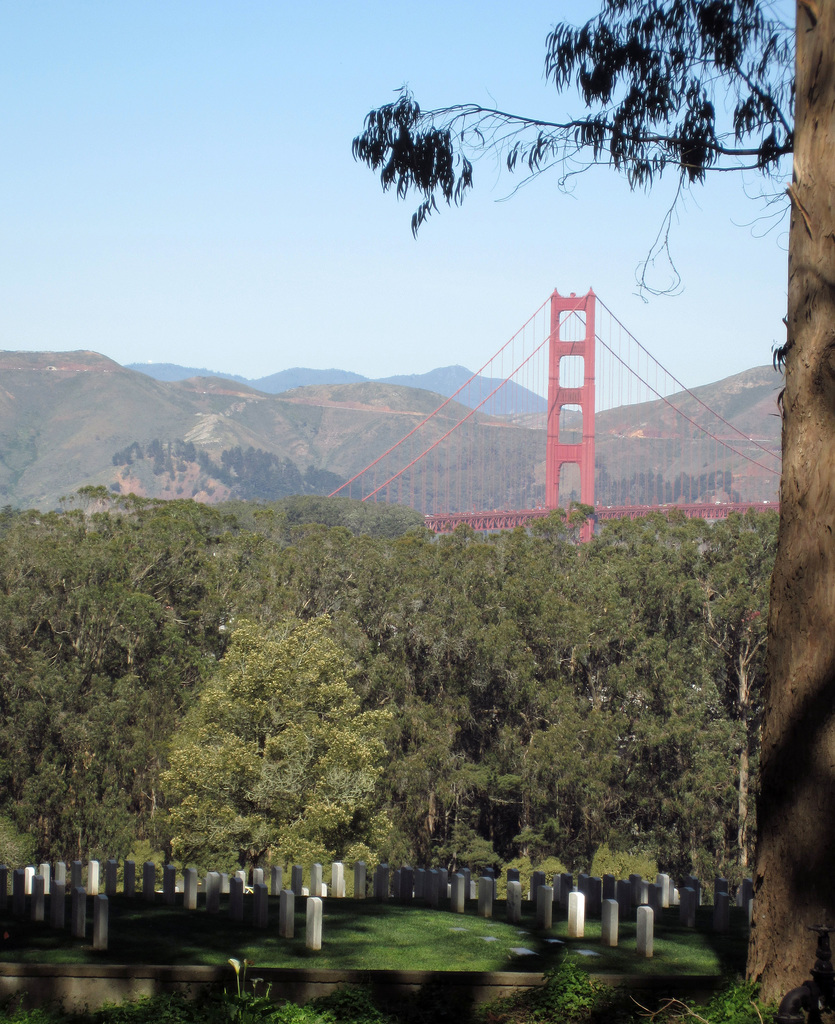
left=0, top=964, right=725, bottom=1012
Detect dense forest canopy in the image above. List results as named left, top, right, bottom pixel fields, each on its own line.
left=0, top=493, right=774, bottom=886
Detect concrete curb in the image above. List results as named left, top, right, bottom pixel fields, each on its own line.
left=0, top=963, right=726, bottom=1011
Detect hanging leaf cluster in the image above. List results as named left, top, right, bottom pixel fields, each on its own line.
left=352, top=91, right=473, bottom=235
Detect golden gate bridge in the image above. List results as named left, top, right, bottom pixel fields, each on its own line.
left=329, top=290, right=781, bottom=536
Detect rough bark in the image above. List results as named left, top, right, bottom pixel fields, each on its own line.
left=738, top=720, right=749, bottom=868
left=748, top=0, right=835, bottom=1002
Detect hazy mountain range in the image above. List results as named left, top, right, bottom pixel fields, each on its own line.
left=0, top=352, right=782, bottom=511
left=126, top=362, right=547, bottom=414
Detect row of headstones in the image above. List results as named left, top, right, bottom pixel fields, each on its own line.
left=0, top=863, right=329, bottom=952
left=0, top=860, right=755, bottom=914
left=368, top=866, right=755, bottom=960
left=0, top=859, right=754, bottom=958
left=0, top=866, right=109, bottom=950
left=0, top=860, right=320, bottom=901
left=369, top=863, right=753, bottom=924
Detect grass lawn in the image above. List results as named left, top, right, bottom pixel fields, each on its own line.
left=0, top=896, right=748, bottom=976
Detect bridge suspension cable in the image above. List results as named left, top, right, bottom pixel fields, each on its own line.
left=329, top=289, right=782, bottom=524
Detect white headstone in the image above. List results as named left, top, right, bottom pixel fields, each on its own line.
left=253, top=882, right=268, bottom=928
left=71, top=861, right=83, bottom=890
left=587, top=877, right=602, bottom=917
left=163, top=864, right=176, bottom=905
left=31, top=874, right=45, bottom=922
left=12, top=868, right=25, bottom=917
left=184, top=867, right=198, bottom=910
left=451, top=873, right=466, bottom=913
left=310, top=863, right=323, bottom=897
left=680, top=886, right=696, bottom=927
left=71, top=886, right=86, bottom=938
left=39, top=863, right=51, bottom=895
left=656, top=872, right=670, bottom=908
left=50, top=880, right=66, bottom=929
left=636, top=904, right=653, bottom=957
left=105, top=859, right=118, bottom=896
left=331, top=861, right=345, bottom=897
left=477, top=876, right=493, bottom=918
left=24, top=865, right=35, bottom=895
left=616, top=879, right=631, bottom=915
left=536, top=884, right=553, bottom=929
left=373, top=863, right=389, bottom=902
left=685, top=875, right=702, bottom=905
left=279, top=889, right=295, bottom=938
left=507, top=879, right=522, bottom=924
left=206, top=871, right=221, bottom=913
left=271, top=865, right=283, bottom=895
left=568, top=890, right=585, bottom=938
left=93, top=894, right=108, bottom=950
left=601, top=898, right=619, bottom=946
left=291, top=865, right=303, bottom=896
left=229, top=876, right=244, bottom=921
left=530, top=870, right=546, bottom=901
left=306, top=895, right=323, bottom=950
left=87, top=860, right=100, bottom=896
left=142, top=861, right=156, bottom=902
left=54, top=862, right=66, bottom=887
left=124, top=860, right=136, bottom=898
left=252, top=867, right=265, bottom=887
left=399, top=865, right=413, bottom=902
left=425, top=868, right=438, bottom=908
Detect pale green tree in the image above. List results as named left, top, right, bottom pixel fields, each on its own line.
left=163, top=618, right=391, bottom=871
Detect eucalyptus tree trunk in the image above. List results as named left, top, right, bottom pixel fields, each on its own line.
left=737, top=660, right=751, bottom=868
left=748, top=0, right=835, bottom=1002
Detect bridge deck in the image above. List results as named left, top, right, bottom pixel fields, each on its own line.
left=424, top=502, right=779, bottom=534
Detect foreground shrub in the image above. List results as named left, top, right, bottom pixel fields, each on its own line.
left=478, top=958, right=618, bottom=1024
left=311, top=988, right=392, bottom=1024
left=644, top=979, right=769, bottom=1024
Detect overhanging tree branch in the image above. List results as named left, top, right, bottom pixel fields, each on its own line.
left=353, top=0, right=793, bottom=237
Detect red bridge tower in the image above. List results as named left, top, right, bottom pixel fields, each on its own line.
left=545, top=289, right=596, bottom=511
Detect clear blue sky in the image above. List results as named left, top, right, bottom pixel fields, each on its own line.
left=0, top=1, right=791, bottom=389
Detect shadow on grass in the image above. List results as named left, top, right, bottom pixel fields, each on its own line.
left=698, top=903, right=751, bottom=978
left=0, top=895, right=748, bottom=977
